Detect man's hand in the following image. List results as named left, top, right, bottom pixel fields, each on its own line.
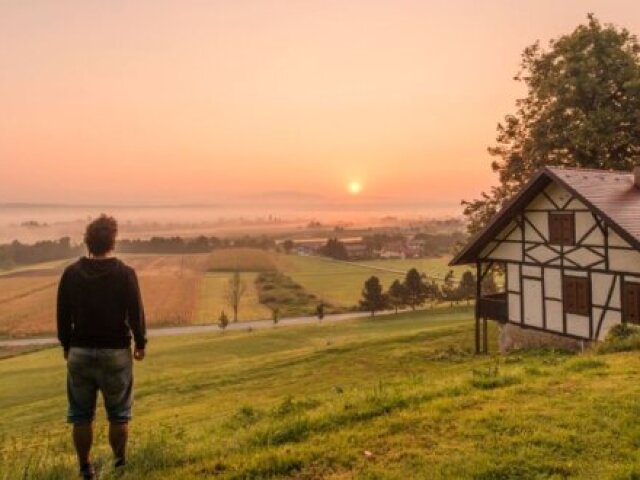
left=133, top=348, right=145, bottom=361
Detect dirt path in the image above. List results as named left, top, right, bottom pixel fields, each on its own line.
left=0, top=310, right=385, bottom=348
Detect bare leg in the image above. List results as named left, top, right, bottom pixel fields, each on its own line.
left=109, top=422, right=129, bottom=466
left=73, top=422, right=94, bottom=467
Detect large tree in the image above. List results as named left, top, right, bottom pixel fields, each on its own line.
left=464, top=14, right=640, bottom=235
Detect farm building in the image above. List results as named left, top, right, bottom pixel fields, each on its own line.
left=451, top=166, right=640, bottom=353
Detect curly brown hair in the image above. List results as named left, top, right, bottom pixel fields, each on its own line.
left=84, top=214, right=118, bottom=256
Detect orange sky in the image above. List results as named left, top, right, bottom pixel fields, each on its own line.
left=2, top=1, right=640, bottom=207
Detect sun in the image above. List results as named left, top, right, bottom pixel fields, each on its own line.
left=348, top=181, right=362, bottom=195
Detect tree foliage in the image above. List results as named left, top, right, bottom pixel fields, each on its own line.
left=387, top=279, right=409, bottom=313
left=360, top=276, right=387, bottom=316
left=464, top=14, right=640, bottom=235
left=320, top=238, right=348, bottom=260
left=403, top=268, right=429, bottom=310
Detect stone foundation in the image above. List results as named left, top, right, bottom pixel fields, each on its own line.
left=498, top=322, right=591, bottom=353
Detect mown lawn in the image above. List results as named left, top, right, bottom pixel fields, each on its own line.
left=4, top=307, right=640, bottom=479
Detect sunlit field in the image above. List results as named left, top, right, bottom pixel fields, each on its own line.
left=195, top=272, right=273, bottom=323
left=0, top=249, right=469, bottom=337
left=5, top=307, right=640, bottom=479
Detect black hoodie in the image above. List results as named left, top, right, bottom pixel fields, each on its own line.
left=57, top=257, right=147, bottom=351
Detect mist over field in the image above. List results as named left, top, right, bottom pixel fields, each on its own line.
left=0, top=200, right=462, bottom=243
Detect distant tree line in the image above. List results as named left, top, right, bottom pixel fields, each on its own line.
left=319, top=238, right=349, bottom=260
left=116, top=236, right=221, bottom=254
left=359, top=268, right=497, bottom=316
left=116, top=234, right=277, bottom=254
left=0, top=233, right=281, bottom=270
left=0, top=237, right=82, bottom=269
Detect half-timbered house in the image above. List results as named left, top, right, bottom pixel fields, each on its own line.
left=451, top=166, right=640, bottom=353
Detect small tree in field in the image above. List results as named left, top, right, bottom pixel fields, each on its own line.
left=225, top=271, right=247, bottom=322
left=218, top=310, right=229, bottom=331
left=387, top=279, right=408, bottom=314
left=360, top=276, right=387, bottom=317
left=442, top=270, right=459, bottom=306
left=403, top=268, right=429, bottom=310
left=272, top=308, right=280, bottom=325
left=316, top=302, right=325, bottom=321
left=282, top=240, right=295, bottom=254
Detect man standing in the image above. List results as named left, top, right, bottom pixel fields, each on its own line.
left=57, top=214, right=146, bottom=479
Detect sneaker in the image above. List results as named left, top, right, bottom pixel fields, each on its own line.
left=114, top=457, right=126, bottom=468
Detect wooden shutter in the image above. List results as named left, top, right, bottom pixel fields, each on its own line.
left=563, top=276, right=589, bottom=316
left=563, top=276, right=576, bottom=313
left=549, top=214, right=561, bottom=244
left=549, top=213, right=575, bottom=246
left=562, top=215, right=575, bottom=245
left=623, top=283, right=640, bottom=325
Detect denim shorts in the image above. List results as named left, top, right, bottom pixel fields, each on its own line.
left=67, top=348, right=133, bottom=424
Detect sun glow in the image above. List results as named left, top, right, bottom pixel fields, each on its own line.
left=348, top=181, right=362, bottom=195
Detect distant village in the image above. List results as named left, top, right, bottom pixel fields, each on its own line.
left=281, top=230, right=465, bottom=261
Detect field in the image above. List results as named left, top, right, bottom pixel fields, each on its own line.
left=4, top=307, right=640, bottom=479
left=0, top=250, right=469, bottom=337
left=195, top=272, right=273, bottom=323
left=276, top=255, right=469, bottom=308
left=0, top=255, right=209, bottom=337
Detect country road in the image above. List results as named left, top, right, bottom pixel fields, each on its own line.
left=0, top=310, right=389, bottom=348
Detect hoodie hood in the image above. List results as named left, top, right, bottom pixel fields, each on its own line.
left=74, top=257, right=123, bottom=279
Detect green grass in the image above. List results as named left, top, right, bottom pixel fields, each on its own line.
left=277, top=255, right=467, bottom=308
left=194, top=272, right=273, bottom=323
left=5, top=307, right=640, bottom=479
left=255, top=271, right=336, bottom=317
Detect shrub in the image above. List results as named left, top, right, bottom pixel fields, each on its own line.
left=598, top=324, right=640, bottom=354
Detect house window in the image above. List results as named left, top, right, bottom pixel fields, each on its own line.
left=563, top=275, right=589, bottom=316
left=623, top=282, right=640, bottom=325
left=549, top=213, right=575, bottom=245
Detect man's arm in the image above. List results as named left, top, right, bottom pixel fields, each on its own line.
left=57, top=269, right=72, bottom=357
left=126, top=268, right=147, bottom=355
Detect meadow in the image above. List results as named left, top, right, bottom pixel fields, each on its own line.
left=0, top=249, right=471, bottom=337
left=4, top=307, right=640, bottom=479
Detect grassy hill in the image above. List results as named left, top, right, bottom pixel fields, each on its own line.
left=3, top=307, right=640, bottom=479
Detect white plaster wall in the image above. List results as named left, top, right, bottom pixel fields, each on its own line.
left=597, top=310, right=622, bottom=340
left=484, top=241, right=523, bottom=262
left=527, top=244, right=558, bottom=263
left=575, top=211, right=603, bottom=245
left=566, top=313, right=590, bottom=338
left=522, top=279, right=543, bottom=328
left=524, top=211, right=548, bottom=241
left=591, top=273, right=616, bottom=306
left=544, top=268, right=562, bottom=299
left=522, top=265, right=542, bottom=278
left=609, top=249, right=640, bottom=274
left=527, top=193, right=555, bottom=210
left=565, top=248, right=603, bottom=268
left=565, top=270, right=587, bottom=278
left=496, top=220, right=519, bottom=240
left=507, top=263, right=520, bottom=292
left=508, top=293, right=521, bottom=322
left=609, top=231, right=631, bottom=247
left=545, top=300, right=563, bottom=332
left=565, top=197, right=588, bottom=210
left=545, top=182, right=573, bottom=208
